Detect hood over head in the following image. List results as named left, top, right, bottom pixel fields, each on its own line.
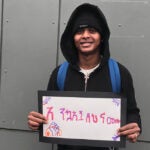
left=60, top=3, right=110, bottom=66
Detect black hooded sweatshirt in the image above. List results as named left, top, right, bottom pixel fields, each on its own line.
left=47, top=3, right=141, bottom=150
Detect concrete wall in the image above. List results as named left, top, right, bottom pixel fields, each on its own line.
left=0, top=0, right=150, bottom=150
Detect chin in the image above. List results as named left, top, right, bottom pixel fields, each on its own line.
left=81, top=49, right=93, bottom=53
left=80, top=50, right=97, bottom=56
left=80, top=47, right=94, bottom=52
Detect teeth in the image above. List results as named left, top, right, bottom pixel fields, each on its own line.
left=81, top=42, right=92, bottom=46
left=82, top=42, right=90, bottom=44
left=81, top=42, right=92, bottom=44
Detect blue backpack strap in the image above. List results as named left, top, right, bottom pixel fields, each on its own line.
left=57, top=59, right=121, bottom=92
left=108, top=58, right=121, bottom=93
left=57, top=61, right=69, bottom=90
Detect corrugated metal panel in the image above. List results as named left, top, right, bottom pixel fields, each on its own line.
left=120, top=141, right=150, bottom=150
left=0, top=0, right=59, bottom=130
left=0, top=129, right=51, bottom=150
left=0, top=0, right=2, bottom=83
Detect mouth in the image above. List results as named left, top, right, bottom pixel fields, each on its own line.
left=80, top=42, right=93, bottom=47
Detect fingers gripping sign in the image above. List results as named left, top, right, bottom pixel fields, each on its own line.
left=27, top=111, right=48, bottom=130
left=117, top=123, right=140, bottom=142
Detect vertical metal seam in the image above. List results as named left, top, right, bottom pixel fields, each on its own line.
left=52, top=1, right=61, bottom=148
left=53, top=1, right=61, bottom=148
left=0, top=0, right=4, bottom=87
left=56, top=0, right=62, bottom=67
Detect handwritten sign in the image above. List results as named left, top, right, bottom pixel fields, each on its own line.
left=38, top=91, right=126, bottom=147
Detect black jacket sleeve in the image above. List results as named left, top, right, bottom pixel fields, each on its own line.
left=47, top=67, right=59, bottom=90
left=119, top=63, right=142, bottom=131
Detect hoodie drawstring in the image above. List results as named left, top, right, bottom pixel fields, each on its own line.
left=84, top=74, right=89, bottom=92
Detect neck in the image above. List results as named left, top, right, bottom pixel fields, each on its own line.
left=78, top=52, right=101, bottom=69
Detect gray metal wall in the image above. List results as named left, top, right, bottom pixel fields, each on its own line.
left=0, top=0, right=150, bottom=150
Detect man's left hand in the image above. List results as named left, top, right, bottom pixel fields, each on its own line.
left=117, top=123, right=140, bottom=143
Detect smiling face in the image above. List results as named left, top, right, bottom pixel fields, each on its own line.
left=74, top=27, right=102, bottom=55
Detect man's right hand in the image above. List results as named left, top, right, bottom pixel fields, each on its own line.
left=27, top=111, right=48, bottom=130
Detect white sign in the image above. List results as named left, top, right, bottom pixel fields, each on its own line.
left=43, top=96, right=121, bottom=141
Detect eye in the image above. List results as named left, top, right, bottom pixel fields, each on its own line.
left=88, top=28, right=97, bottom=34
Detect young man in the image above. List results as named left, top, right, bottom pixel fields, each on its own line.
left=28, top=3, right=141, bottom=150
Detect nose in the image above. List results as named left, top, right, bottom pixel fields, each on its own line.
left=82, top=30, right=90, bottom=38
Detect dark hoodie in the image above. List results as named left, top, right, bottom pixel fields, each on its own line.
left=47, top=3, right=141, bottom=150
left=60, top=3, right=110, bottom=67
